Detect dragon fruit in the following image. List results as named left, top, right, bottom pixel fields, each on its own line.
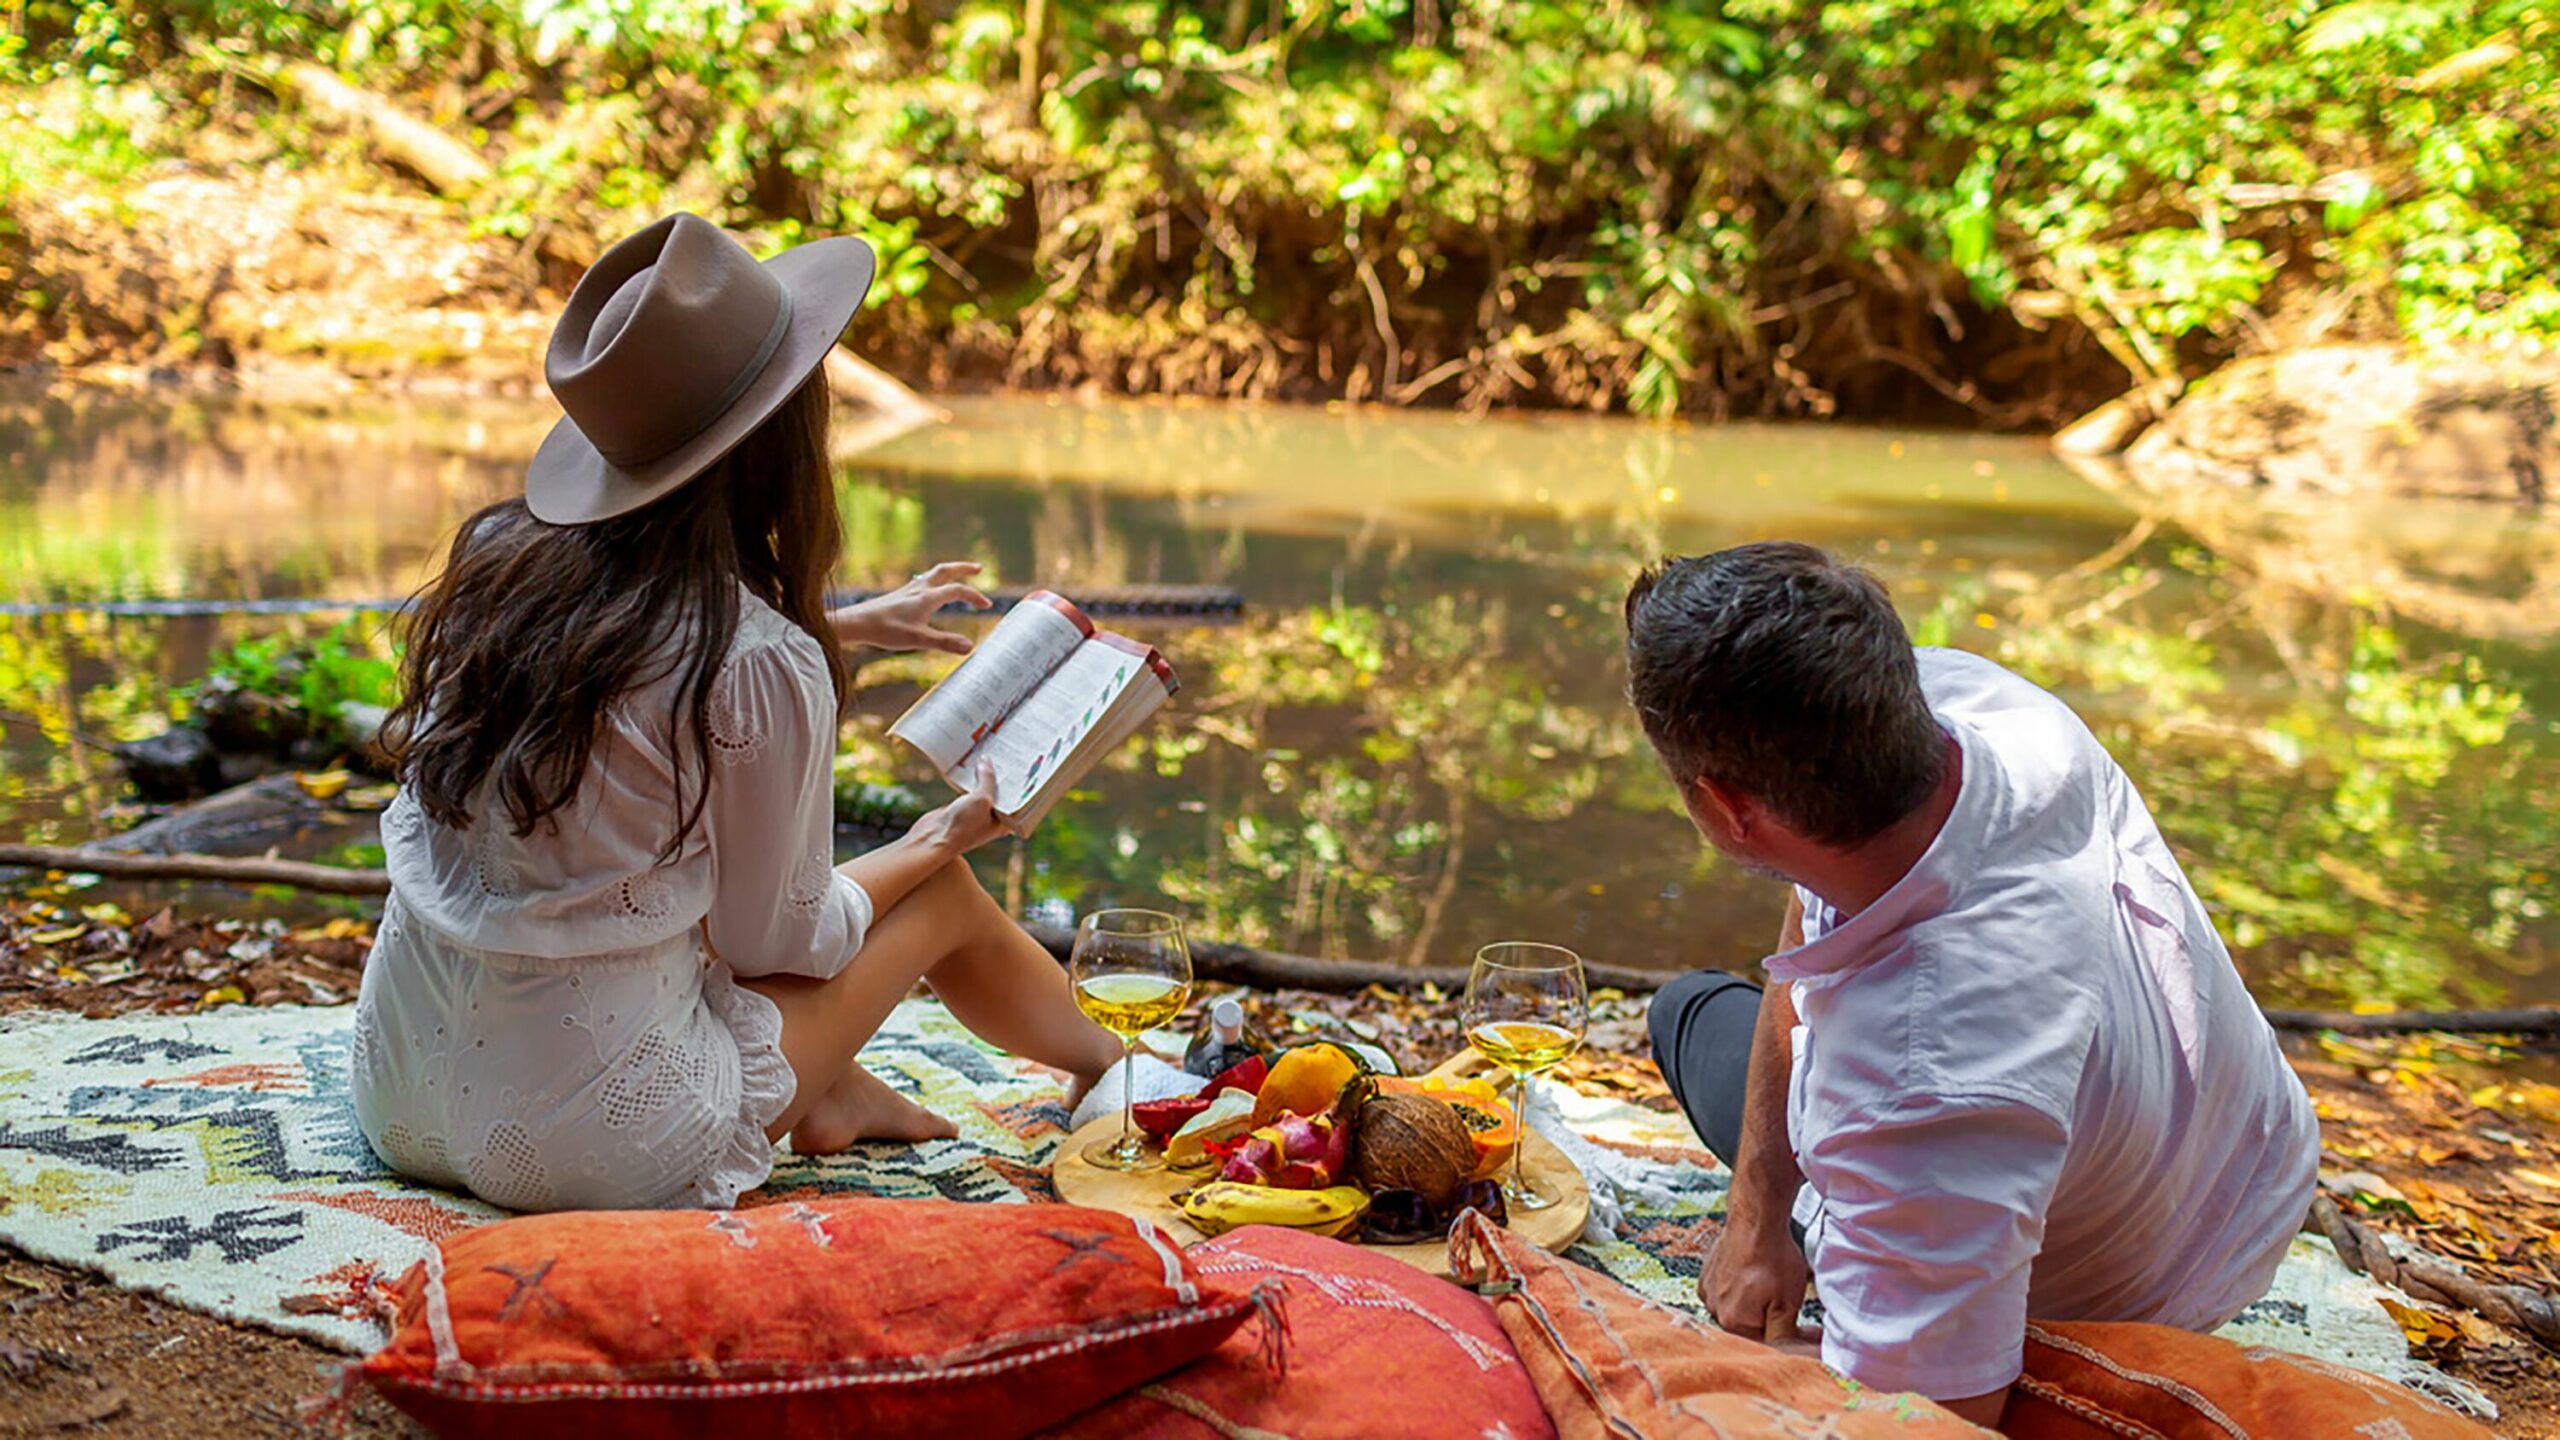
left=1214, top=1109, right=1351, bottom=1189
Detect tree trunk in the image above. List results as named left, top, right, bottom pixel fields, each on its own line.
left=1019, top=0, right=1050, bottom=120
left=260, top=60, right=599, bottom=271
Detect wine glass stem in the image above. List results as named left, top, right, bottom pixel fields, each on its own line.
left=1117, top=1037, right=1139, bottom=1155
left=1510, top=1067, right=1529, bottom=1194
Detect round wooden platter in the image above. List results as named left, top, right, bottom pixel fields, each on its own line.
left=1052, top=1115, right=1589, bottom=1277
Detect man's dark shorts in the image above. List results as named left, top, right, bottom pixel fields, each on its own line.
left=1646, top=968, right=1765, bottom=1172
left=1649, top=969, right=1815, bottom=1253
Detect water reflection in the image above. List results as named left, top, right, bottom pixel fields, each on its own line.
left=1, top=386, right=2554, bottom=1008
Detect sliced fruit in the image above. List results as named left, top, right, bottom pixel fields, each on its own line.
left=1414, top=1076, right=1519, bottom=1179
left=1215, top=1108, right=1352, bottom=1188
left=1165, top=1088, right=1260, bottom=1169
left=1206, top=1052, right=1269, bottom=1097
left=1443, top=1093, right=1520, bottom=1180
left=1133, top=1095, right=1215, bottom=1145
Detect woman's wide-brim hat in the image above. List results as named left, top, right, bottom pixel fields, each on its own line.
left=525, top=212, right=876, bottom=525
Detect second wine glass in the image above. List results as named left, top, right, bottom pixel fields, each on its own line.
left=1462, top=941, right=1588, bottom=1210
left=1070, top=908, right=1194, bottom=1172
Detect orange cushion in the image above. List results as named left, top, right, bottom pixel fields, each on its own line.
left=2008, top=1320, right=2496, bottom=1439
left=1040, top=1224, right=1556, bottom=1440
left=359, top=1198, right=1275, bottom=1440
left=1448, top=1211, right=1987, bottom=1439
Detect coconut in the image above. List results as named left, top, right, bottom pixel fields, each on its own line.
left=1351, top=1092, right=1477, bottom=1209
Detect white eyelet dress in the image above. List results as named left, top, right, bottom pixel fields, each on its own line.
left=348, top=592, right=872, bottom=1211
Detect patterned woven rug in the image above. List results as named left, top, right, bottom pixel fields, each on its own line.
left=0, top=1000, right=2490, bottom=1417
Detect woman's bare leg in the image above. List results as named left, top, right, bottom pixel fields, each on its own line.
left=742, top=859, right=1121, bottom=1149
left=789, top=1059, right=957, bottom=1153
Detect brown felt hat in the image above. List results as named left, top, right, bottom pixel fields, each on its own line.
left=525, top=213, right=876, bottom=525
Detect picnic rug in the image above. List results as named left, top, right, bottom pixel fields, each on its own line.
left=0, top=999, right=2494, bottom=1418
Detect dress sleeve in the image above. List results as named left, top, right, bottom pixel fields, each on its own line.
left=701, top=632, right=873, bottom=980
left=1799, top=1090, right=2067, bottom=1401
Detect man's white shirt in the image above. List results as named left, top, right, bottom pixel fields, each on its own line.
left=1765, top=648, right=2318, bottom=1400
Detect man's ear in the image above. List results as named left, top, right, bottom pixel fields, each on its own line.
left=1689, top=774, right=1753, bottom=843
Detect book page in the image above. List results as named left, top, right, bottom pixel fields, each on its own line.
left=1006, top=644, right=1177, bottom=831
left=979, top=633, right=1173, bottom=819
left=888, top=592, right=1093, bottom=774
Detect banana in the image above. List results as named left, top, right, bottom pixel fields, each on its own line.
left=1177, top=1182, right=1369, bottom=1239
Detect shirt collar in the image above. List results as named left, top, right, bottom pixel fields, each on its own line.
left=1763, top=718, right=1995, bottom=984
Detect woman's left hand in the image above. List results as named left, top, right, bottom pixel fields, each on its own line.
left=830, top=561, right=993, bottom=655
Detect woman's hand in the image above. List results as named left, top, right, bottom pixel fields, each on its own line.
left=830, top=561, right=993, bottom=656
left=911, top=758, right=1013, bottom=857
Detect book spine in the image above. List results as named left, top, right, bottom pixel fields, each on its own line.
left=1025, top=589, right=1097, bottom=639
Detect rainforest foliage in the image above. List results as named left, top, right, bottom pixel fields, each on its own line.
left=5, top=0, right=2555, bottom=418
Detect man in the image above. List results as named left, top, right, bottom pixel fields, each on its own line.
left=1628, top=543, right=2317, bottom=1426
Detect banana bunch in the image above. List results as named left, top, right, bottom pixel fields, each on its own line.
left=1178, top=1182, right=1369, bottom=1239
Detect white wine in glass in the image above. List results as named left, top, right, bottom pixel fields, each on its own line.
left=1462, top=941, right=1588, bottom=1210
left=1071, top=908, right=1194, bottom=1172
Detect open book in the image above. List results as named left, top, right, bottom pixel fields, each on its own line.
left=888, top=591, right=1179, bottom=832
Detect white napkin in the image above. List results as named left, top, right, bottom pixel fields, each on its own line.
left=1070, top=1054, right=1208, bottom=1132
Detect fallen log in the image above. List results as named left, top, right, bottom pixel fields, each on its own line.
left=249, top=57, right=934, bottom=420
left=265, top=62, right=509, bottom=222
left=0, top=844, right=392, bottom=898
left=1, top=583, right=1249, bottom=622
left=0, top=844, right=1670, bottom=990
left=1017, top=923, right=1668, bottom=995
left=2310, top=1195, right=2560, bottom=1348
left=2260, top=1006, right=2560, bottom=1038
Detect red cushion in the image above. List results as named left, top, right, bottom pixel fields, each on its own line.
left=359, top=1198, right=1275, bottom=1440
left=2007, top=1319, right=2496, bottom=1439
left=1040, top=1225, right=1556, bottom=1440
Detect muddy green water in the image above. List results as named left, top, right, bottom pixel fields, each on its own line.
left=3, top=386, right=2555, bottom=1007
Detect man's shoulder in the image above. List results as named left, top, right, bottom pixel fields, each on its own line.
left=1917, top=647, right=2088, bottom=737
left=1806, top=929, right=2099, bottom=1125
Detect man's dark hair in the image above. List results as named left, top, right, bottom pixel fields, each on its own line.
left=1624, top=543, right=1946, bottom=847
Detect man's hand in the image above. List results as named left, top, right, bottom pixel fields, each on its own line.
left=830, top=561, right=993, bottom=655
left=1700, top=1215, right=1812, bottom=1344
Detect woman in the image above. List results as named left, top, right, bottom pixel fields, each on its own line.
left=349, top=213, right=1122, bottom=1212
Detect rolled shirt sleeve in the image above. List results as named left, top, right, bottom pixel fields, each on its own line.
left=1800, top=1090, right=2069, bottom=1401
left=701, top=632, right=873, bottom=980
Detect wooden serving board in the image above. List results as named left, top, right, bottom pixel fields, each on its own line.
left=1052, top=1116, right=1589, bottom=1277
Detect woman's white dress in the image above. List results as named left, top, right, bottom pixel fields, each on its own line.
left=349, top=592, right=872, bottom=1211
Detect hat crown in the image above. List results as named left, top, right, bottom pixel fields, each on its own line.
left=544, top=214, right=794, bottom=470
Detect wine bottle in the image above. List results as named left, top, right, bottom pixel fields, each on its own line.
left=1182, top=997, right=1273, bottom=1079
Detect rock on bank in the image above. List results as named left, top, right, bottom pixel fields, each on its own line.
left=2122, top=344, right=2554, bottom=505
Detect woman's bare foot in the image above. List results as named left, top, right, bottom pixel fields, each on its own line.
left=788, top=1061, right=959, bottom=1155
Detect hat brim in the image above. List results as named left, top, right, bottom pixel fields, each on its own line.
left=524, top=234, right=879, bottom=526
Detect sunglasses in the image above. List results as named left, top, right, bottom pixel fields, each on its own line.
left=1360, top=1178, right=1510, bottom=1245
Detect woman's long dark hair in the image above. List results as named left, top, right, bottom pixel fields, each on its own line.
left=383, top=373, right=848, bottom=862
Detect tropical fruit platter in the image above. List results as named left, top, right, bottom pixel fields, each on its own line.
left=1053, top=1041, right=1590, bottom=1275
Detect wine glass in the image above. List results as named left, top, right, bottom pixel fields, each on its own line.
left=1071, top=908, right=1195, bottom=1172
left=1463, top=941, right=1588, bottom=1210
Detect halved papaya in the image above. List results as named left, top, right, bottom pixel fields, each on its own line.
left=1419, top=1075, right=1518, bottom=1179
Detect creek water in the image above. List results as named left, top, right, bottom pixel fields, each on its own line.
left=3, top=384, right=2554, bottom=1006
